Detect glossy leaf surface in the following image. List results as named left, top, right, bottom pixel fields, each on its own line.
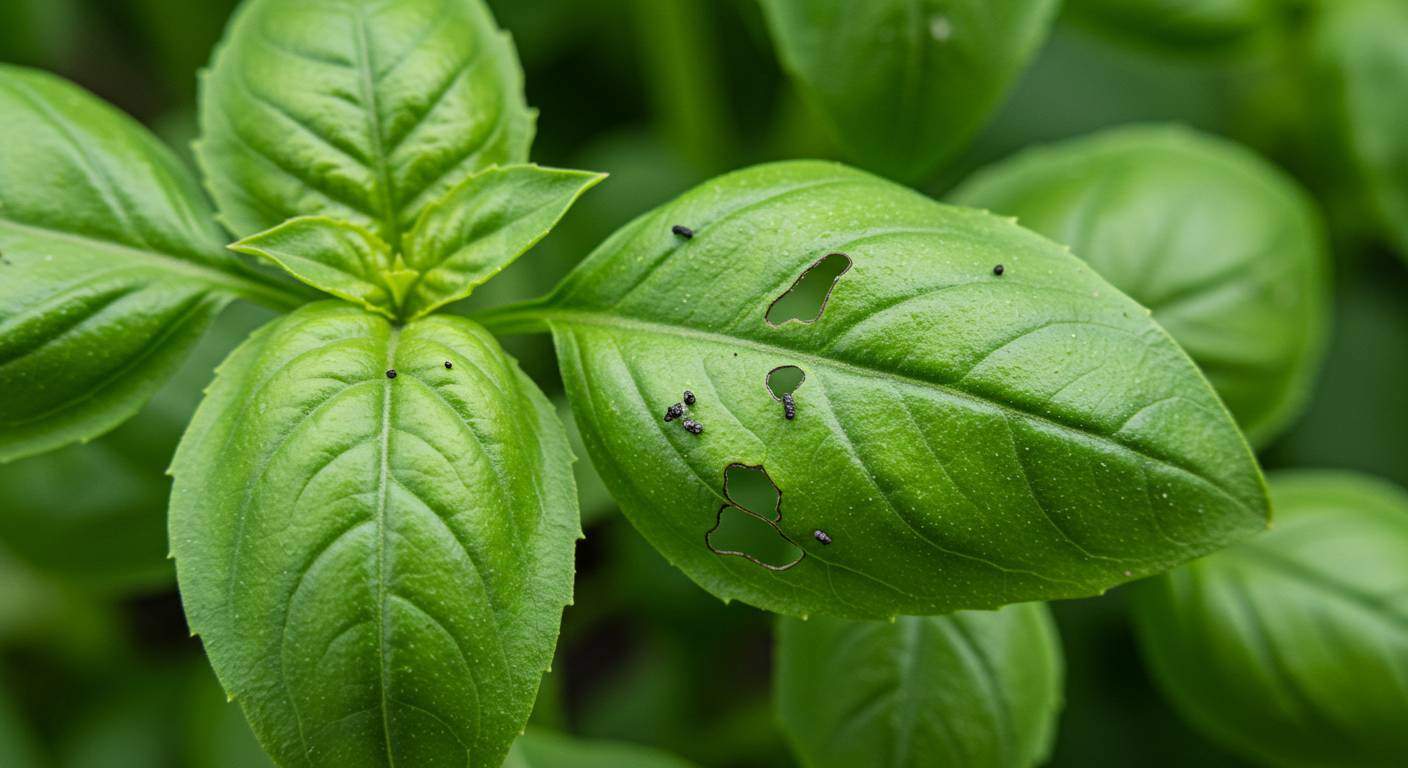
left=776, top=603, right=1062, bottom=768
left=758, top=0, right=1058, bottom=182
left=196, top=0, right=534, bottom=248
left=0, top=66, right=296, bottom=463
left=230, top=216, right=400, bottom=318
left=170, top=302, right=578, bottom=768
left=953, top=125, right=1330, bottom=448
left=1131, top=470, right=1408, bottom=767
left=493, top=160, right=1269, bottom=619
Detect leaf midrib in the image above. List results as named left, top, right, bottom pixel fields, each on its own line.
left=539, top=307, right=1254, bottom=514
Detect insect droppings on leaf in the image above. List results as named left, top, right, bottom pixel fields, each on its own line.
left=385, top=369, right=397, bottom=379
left=444, top=360, right=453, bottom=369
left=671, top=224, right=694, bottom=239
left=682, top=419, right=704, bottom=434
left=664, top=403, right=684, bottom=422
left=814, top=530, right=832, bottom=545
left=993, top=264, right=1005, bottom=276
left=783, top=392, right=796, bottom=420
left=683, top=389, right=696, bottom=405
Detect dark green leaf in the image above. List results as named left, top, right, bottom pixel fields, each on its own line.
left=1131, top=470, right=1408, bottom=767
left=505, top=730, right=697, bottom=768
left=485, top=160, right=1269, bottom=619
left=1066, top=0, right=1280, bottom=55
left=196, top=0, right=535, bottom=249
left=775, top=603, right=1062, bottom=768
left=170, top=302, right=579, bottom=768
left=0, top=65, right=298, bottom=463
left=953, top=125, right=1330, bottom=448
left=758, top=0, right=1058, bottom=182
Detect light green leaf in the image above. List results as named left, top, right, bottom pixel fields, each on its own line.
left=1131, top=470, right=1408, bottom=767
left=505, top=729, right=697, bottom=768
left=481, top=160, right=1269, bottom=619
left=1066, top=0, right=1281, bottom=55
left=0, top=65, right=299, bottom=463
left=196, top=0, right=535, bottom=249
left=231, top=216, right=401, bottom=318
left=953, top=125, right=1331, bottom=448
left=400, top=164, right=605, bottom=319
left=1310, top=0, right=1408, bottom=263
left=758, top=0, right=1058, bottom=183
left=776, top=603, right=1063, bottom=768
left=170, top=302, right=579, bottom=768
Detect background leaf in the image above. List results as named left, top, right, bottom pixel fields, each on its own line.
left=758, top=0, right=1059, bottom=183
left=953, top=125, right=1330, bottom=448
left=0, top=65, right=297, bottom=463
left=1130, top=470, right=1408, bottom=767
left=486, top=160, right=1269, bottom=619
left=1064, top=0, right=1284, bottom=56
left=169, top=302, right=579, bottom=768
left=505, top=729, right=697, bottom=768
left=775, top=603, right=1063, bottom=768
left=195, top=0, right=535, bottom=248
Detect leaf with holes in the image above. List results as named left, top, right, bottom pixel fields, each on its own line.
left=169, top=302, right=579, bottom=768
left=1130, top=471, right=1408, bottom=767
left=195, top=0, right=535, bottom=248
left=483, top=160, right=1269, bottom=619
left=0, top=66, right=300, bottom=463
left=776, top=603, right=1063, bottom=768
left=758, top=0, right=1058, bottom=183
left=953, top=125, right=1330, bottom=448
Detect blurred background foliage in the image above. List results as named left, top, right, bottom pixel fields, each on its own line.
left=0, top=0, right=1403, bottom=766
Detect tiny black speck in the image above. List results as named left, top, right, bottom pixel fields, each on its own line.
left=444, top=361, right=453, bottom=369
left=682, top=419, right=704, bottom=434
left=783, top=392, right=796, bottom=420
left=671, top=224, right=694, bottom=239
left=993, top=264, right=1005, bottom=276
left=385, top=369, right=397, bottom=379
left=814, top=530, right=832, bottom=545
left=683, top=389, right=696, bottom=406
left=664, top=403, right=684, bottom=422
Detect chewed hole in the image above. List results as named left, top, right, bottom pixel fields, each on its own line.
left=723, top=463, right=780, bottom=521
left=766, top=253, right=852, bottom=326
left=706, top=505, right=804, bottom=571
left=766, top=365, right=805, bottom=401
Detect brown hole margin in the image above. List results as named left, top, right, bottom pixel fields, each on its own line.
left=765, top=365, right=806, bottom=402
left=705, top=505, right=805, bottom=572
left=722, top=462, right=782, bottom=521
left=765, top=252, right=853, bottom=327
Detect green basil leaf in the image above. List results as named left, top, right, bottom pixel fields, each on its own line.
left=1066, top=0, right=1279, bottom=55
left=196, top=0, right=535, bottom=249
left=953, top=125, right=1330, bottom=448
left=1130, top=470, right=1408, bottom=767
left=230, top=216, right=402, bottom=319
left=400, top=164, right=605, bottom=319
left=758, top=0, right=1058, bottom=182
left=0, top=65, right=298, bottom=463
left=505, top=730, right=697, bottom=768
left=170, top=301, right=579, bottom=768
left=489, top=160, right=1268, bottom=619
left=776, top=603, right=1062, bottom=768
left=1310, top=0, right=1408, bottom=262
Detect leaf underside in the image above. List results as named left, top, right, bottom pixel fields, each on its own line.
left=170, top=302, right=578, bottom=768
left=527, top=160, right=1268, bottom=619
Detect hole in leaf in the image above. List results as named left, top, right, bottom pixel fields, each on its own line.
left=706, top=505, right=804, bottom=571
left=765, top=365, right=805, bottom=401
left=766, top=253, right=852, bottom=326
left=723, top=463, right=781, bottom=521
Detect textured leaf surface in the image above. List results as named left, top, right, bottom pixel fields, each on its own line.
left=776, top=603, right=1062, bottom=768
left=196, top=0, right=534, bottom=248
left=230, top=216, right=400, bottom=318
left=953, top=125, right=1330, bottom=448
left=0, top=66, right=297, bottom=462
left=488, top=160, right=1269, bottom=619
left=170, top=302, right=578, bottom=768
left=1131, top=471, right=1408, bottom=767
left=758, top=0, right=1058, bottom=182
left=505, top=730, right=697, bottom=768
left=1310, top=0, right=1408, bottom=262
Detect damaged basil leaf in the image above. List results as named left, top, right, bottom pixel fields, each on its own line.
left=953, top=125, right=1330, bottom=448
left=776, top=603, right=1062, bottom=768
left=196, top=0, right=535, bottom=246
left=0, top=66, right=299, bottom=463
left=1131, top=471, right=1408, bottom=767
left=170, top=302, right=579, bottom=768
left=484, top=160, right=1269, bottom=619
